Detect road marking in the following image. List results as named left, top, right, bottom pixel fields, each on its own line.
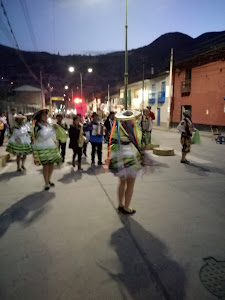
left=174, top=151, right=212, bottom=164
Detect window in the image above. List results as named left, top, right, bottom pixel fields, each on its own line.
left=134, top=89, right=139, bottom=98
left=185, top=69, right=192, bottom=80
left=152, top=84, right=156, bottom=92
left=161, top=81, right=166, bottom=92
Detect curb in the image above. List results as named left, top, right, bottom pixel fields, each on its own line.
left=153, top=147, right=175, bottom=156
left=152, top=126, right=213, bottom=138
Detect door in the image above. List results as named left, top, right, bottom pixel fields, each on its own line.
left=157, top=108, right=161, bottom=126
left=181, top=105, right=192, bottom=120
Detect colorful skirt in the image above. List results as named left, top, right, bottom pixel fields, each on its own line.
left=33, top=147, right=62, bottom=165
left=6, top=142, right=32, bottom=155
left=109, top=144, right=142, bottom=178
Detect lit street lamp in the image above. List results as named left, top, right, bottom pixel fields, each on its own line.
left=68, top=66, right=93, bottom=99
left=65, top=85, right=68, bottom=90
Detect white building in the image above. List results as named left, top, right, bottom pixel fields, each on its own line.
left=120, top=72, right=172, bottom=127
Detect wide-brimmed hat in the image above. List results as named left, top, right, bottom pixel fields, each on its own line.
left=24, top=112, right=34, bottom=117
left=14, top=114, right=26, bottom=119
left=33, top=108, right=49, bottom=120
left=115, top=110, right=141, bottom=121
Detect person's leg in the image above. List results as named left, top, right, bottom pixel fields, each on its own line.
left=118, top=178, right=126, bottom=208
left=48, top=163, right=54, bottom=184
left=124, top=177, right=136, bottom=212
left=61, top=142, right=66, bottom=162
left=21, top=154, right=26, bottom=169
left=16, top=155, right=21, bottom=171
left=43, top=164, right=49, bottom=188
left=83, top=142, right=87, bottom=156
left=77, top=147, right=83, bottom=170
left=97, top=143, right=102, bottom=165
left=91, top=143, right=96, bottom=164
left=0, top=130, right=4, bottom=146
left=72, top=149, right=76, bottom=167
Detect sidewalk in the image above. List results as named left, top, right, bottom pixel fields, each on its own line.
left=152, top=125, right=214, bottom=138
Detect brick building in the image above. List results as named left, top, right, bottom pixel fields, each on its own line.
left=171, top=48, right=225, bottom=130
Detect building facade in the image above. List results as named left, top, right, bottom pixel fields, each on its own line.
left=120, top=72, right=171, bottom=127
left=171, top=60, right=225, bottom=129
left=13, top=85, right=42, bottom=113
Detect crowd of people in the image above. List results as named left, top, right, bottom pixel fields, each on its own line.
left=0, top=106, right=195, bottom=214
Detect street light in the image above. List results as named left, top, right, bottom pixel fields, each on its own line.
left=68, top=66, right=75, bottom=73
left=65, top=85, right=68, bottom=90
left=68, top=66, right=93, bottom=99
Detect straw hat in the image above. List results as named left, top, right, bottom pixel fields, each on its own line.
left=14, top=114, right=26, bottom=119
left=115, top=110, right=141, bottom=121
left=33, top=108, right=49, bottom=120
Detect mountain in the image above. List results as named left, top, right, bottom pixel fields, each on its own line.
left=0, top=31, right=225, bottom=99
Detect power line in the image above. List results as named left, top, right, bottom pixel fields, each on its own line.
left=0, top=0, right=40, bottom=84
left=0, top=13, right=15, bottom=46
left=19, top=0, right=38, bottom=51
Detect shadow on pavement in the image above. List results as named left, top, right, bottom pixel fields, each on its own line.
left=58, top=168, right=82, bottom=184
left=0, top=170, right=26, bottom=182
left=0, top=191, right=55, bottom=238
left=103, top=217, right=186, bottom=300
left=184, top=163, right=225, bottom=177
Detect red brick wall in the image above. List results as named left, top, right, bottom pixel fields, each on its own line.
left=172, top=61, right=225, bottom=126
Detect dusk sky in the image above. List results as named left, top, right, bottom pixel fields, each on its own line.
left=0, top=0, right=225, bottom=55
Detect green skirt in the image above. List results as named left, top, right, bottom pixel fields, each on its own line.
left=6, top=142, right=32, bottom=155
left=33, top=147, right=62, bottom=165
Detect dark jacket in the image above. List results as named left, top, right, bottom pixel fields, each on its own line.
left=69, top=125, right=81, bottom=149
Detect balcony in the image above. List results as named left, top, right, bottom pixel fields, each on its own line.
left=181, top=80, right=191, bottom=94
left=158, top=91, right=165, bottom=103
left=149, top=93, right=156, bottom=104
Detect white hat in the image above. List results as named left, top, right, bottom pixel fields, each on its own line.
left=115, top=110, right=141, bottom=121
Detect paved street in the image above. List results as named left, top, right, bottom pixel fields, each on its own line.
left=0, top=129, right=225, bottom=300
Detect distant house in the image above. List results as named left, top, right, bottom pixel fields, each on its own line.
left=171, top=48, right=225, bottom=130
left=13, top=85, right=42, bottom=113
left=120, top=71, right=171, bottom=127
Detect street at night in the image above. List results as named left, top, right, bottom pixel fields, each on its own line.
left=0, top=128, right=224, bottom=300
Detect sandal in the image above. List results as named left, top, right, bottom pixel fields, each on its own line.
left=122, top=207, right=136, bottom=215
left=44, top=185, right=50, bottom=191
left=118, top=205, right=125, bottom=212
left=49, top=182, right=55, bottom=187
left=21, top=166, right=26, bottom=171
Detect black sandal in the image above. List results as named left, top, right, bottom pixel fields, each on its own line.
left=118, top=206, right=125, bottom=212
left=49, top=182, right=55, bottom=187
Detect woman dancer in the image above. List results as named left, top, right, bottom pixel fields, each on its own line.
left=69, top=115, right=85, bottom=170
left=6, top=114, right=32, bottom=171
left=108, top=110, right=148, bottom=215
left=33, top=108, right=61, bottom=190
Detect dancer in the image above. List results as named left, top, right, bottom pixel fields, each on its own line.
left=69, top=115, right=85, bottom=170
left=108, top=110, right=148, bottom=215
left=33, top=108, right=62, bottom=190
left=6, top=114, right=32, bottom=171
left=55, top=114, right=68, bottom=163
left=177, top=110, right=195, bottom=164
left=141, top=109, right=152, bottom=145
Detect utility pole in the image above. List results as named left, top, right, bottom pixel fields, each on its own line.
left=40, top=70, right=45, bottom=107
left=124, top=0, right=128, bottom=110
left=80, top=73, right=83, bottom=99
left=142, top=63, right=145, bottom=111
left=167, top=48, right=174, bottom=129
left=108, top=84, right=110, bottom=111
